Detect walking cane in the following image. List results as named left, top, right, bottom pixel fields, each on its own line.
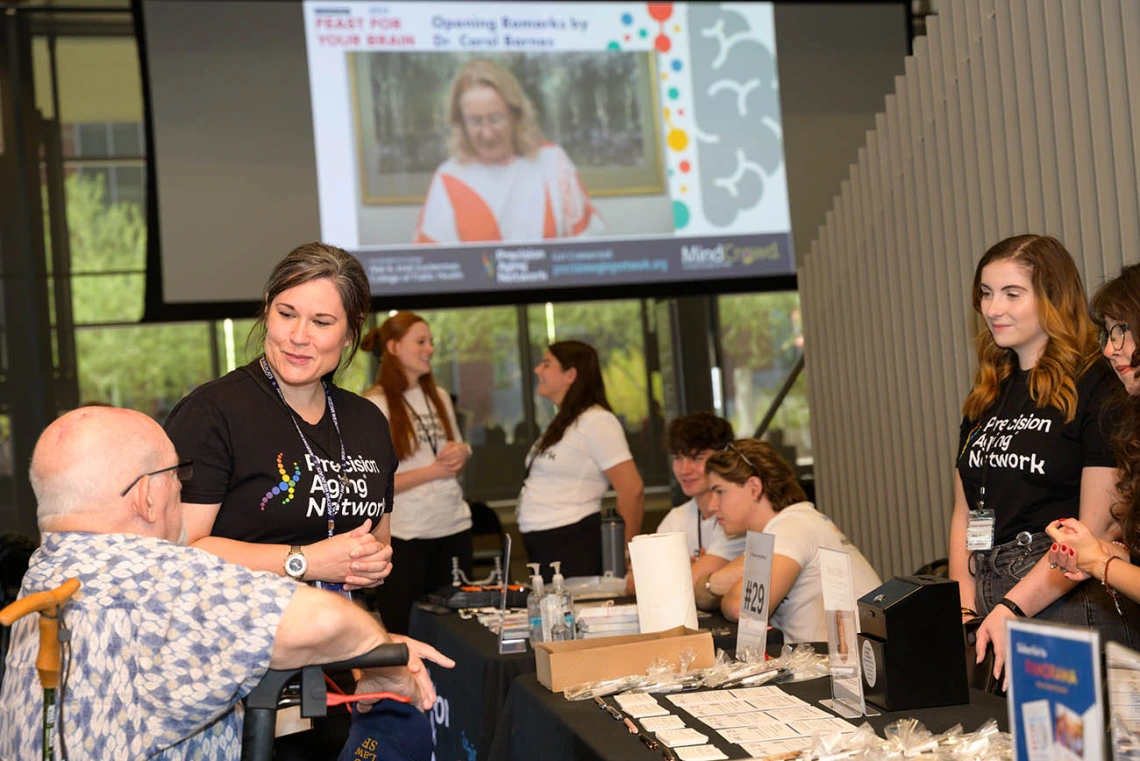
left=0, top=578, right=81, bottom=761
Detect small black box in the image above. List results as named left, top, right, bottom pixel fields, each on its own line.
left=857, top=575, right=969, bottom=711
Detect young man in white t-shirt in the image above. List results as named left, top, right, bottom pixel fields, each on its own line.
left=628, top=413, right=745, bottom=596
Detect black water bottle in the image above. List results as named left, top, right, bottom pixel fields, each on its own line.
left=600, top=509, right=626, bottom=577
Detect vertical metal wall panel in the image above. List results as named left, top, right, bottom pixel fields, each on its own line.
left=901, top=57, right=943, bottom=564
left=1039, top=3, right=1078, bottom=243
left=1059, top=2, right=1101, bottom=277
left=1123, top=1, right=1140, bottom=267
left=847, top=159, right=878, bottom=557
left=984, top=0, right=1016, bottom=239
left=798, top=0, right=1140, bottom=579
left=1102, top=0, right=1139, bottom=278
left=1080, top=0, right=1119, bottom=283
left=1010, top=0, right=1046, bottom=232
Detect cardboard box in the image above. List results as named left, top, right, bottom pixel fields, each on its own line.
left=534, top=626, right=716, bottom=692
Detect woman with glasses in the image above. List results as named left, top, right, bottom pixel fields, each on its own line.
left=518, top=340, right=644, bottom=579
left=358, top=311, right=473, bottom=634
left=695, top=439, right=880, bottom=643
left=413, top=58, right=604, bottom=245
left=1047, top=265, right=1140, bottom=605
left=952, top=237, right=1140, bottom=683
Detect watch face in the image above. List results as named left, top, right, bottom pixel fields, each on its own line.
left=286, top=554, right=306, bottom=577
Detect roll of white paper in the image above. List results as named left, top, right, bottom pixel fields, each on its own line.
left=630, top=531, right=699, bottom=632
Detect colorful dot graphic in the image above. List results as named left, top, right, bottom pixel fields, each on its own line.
left=611, top=4, right=690, bottom=209
left=261, top=453, right=301, bottom=510
left=667, top=128, right=688, bottom=151
left=673, top=201, right=690, bottom=229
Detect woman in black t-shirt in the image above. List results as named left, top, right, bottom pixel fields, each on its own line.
left=1048, top=265, right=1140, bottom=603
left=951, top=236, right=1140, bottom=681
left=166, top=243, right=397, bottom=594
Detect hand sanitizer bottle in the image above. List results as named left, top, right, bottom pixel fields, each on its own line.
left=526, top=563, right=547, bottom=645
left=547, top=561, right=576, bottom=641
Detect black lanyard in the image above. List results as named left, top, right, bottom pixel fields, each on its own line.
left=403, top=394, right=439, bottom=455
left=696, top=505, right=703, bottom=550
left=260, top=356, right=348, bottom=539
left=969, top=372, right=1030, bottom=512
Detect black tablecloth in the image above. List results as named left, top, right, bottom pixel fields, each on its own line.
left=409, top=603, right=743, bottom=761
left=486, top=673, right=1007, bottom=761
left=409, top=604, right=535, bottom=761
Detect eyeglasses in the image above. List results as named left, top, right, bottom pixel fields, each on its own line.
left=723, top=442, right=761, bottom=478
left=462, top=112, right=509, bottom=130
left=120, top=460, right=193, bottom=497
left=1099, top=323, right=1131, bottom=352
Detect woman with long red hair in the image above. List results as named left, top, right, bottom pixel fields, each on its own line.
left=950, top=235, right=1140, bottom=681
left=361, top=312, right=472, bottom=634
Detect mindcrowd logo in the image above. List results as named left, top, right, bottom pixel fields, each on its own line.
left=260, top=453, right=301, bottom=510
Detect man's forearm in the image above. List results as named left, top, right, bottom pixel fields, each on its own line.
left=271, top=586, right=388, bottom=669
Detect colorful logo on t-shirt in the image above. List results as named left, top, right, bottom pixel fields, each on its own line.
left=260, top=453, right=301, bottom=510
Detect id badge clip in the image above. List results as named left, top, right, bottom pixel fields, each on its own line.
left=966, top=508, right=995, bottom=551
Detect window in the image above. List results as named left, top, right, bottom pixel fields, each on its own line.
left=717, top=292, right=811, bottom=468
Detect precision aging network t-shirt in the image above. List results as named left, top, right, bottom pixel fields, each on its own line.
left=956, top=363, right=1115, bottom=545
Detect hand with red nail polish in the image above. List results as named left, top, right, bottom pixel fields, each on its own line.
left=1046, top=517, right=1121, bottom=581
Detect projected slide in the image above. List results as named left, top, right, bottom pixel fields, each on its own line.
left=302, top=1, right=794, bottom=295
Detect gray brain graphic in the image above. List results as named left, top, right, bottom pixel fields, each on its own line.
left=687, top=5, right=783, bottom=228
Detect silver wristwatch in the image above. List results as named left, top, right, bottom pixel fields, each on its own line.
left=284, top=545, right=308, bottom=581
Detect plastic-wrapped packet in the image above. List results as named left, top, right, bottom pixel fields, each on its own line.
left=882, top=718, right=938, bottom=756
left=776, top=644, right=830, bottom=683
left=944, top=719, right=1010, bottom=760
left=698, top=648, right=774, bottom=688
left=563, top=674, right=646, bottom=701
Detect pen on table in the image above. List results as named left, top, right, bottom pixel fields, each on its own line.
left=660, top=745, right=677, bottom=761
left=593, top=696, right=623, bottom=720
left=622, top=717, right=638, bottom=734
left=638, top=732, right=659, bottom=750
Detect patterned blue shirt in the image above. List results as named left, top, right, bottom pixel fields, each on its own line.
left=0, top=532, right=297, bottom=760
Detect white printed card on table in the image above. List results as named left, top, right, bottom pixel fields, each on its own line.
left=736, top=531, right=775, bottom=659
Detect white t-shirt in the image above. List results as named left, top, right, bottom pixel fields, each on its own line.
left=655, top=498, right=746, bottom=562
left=363, top=385, right=472, bottom=540
left=517, top=406, right=633, bottom=533
left=764, top=502, right=881, bottom=644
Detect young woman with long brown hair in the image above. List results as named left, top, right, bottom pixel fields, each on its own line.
left=360, top=311, right=472, bottom=634
left=1047, top=265, right=1140, bottom=605
left=951, top=236, right=1140, bottom=681
left=517, top=340, right=644, bottom=579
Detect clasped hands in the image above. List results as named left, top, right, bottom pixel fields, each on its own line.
left=433, top=441, right=471, bottom=477
left=1044, top=517, right=1125, bottom=580
left=307, top=518, right=393, bottom=590
left=972, top=517, right=1126, bottom=684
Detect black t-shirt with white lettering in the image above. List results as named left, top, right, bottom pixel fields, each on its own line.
left=957, top=363, right=1116, bottom=545
left=165, top=360, right=397, bottom=546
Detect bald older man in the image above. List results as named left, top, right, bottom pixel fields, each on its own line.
left=0, top=407, right=452, bottom=760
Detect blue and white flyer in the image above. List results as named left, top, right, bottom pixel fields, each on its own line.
left=1006, top=619, right=1102, bottom=761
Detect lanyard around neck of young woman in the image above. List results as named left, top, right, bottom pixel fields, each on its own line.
left=403, top=392, right=439, bottom=455
left=260, top=356, right=348, bottom=540
left=973, top=368, right=1031, bottom=513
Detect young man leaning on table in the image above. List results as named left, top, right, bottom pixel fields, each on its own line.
left=626, top=413, right=744, bottom=596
